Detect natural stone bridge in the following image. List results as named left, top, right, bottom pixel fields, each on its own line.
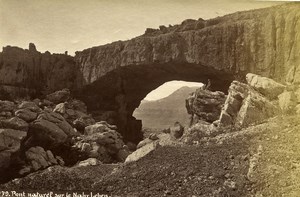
left=0, top=3, right=299, bottom=143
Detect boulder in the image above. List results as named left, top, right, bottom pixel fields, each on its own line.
left=37, top=111, right=77, bottom=137
left=170, top=122, right=184, bottom=139
left=181, top=120, right=218, bottom=144
left=0, top=100, right=15, bottom=112
left=28, top=112, right=77, bottom=147
left=73, top=116, right=95, bottom=133
left=53, top=103, right=66, bottom=114
left=15, top=109, right=37, bottom=122
left=84, top=121, right=116, bottom=135
left=219, top=80, right=279, bottom=127
left=125, top=141, right=160, bottom=163
left=0, top=129, right=27, bottom=152
left=29, top=119, right=68, bottom=146
left=0, top=129, right=27, bottom=170
left=235, top=90, right=279, bottom=127
left=18, top=101, right=41, bottom=112
left=78, top=158, right=101, bottom=167
left=0, top=117, right=29, bottom=131
left=74, top=122, right=125, bottom=163
left=25, top=146, right=60, bottom=171
left=53, top=100, right=94, bottom=131
left=246, top=73, right=285, bottom=100
left=186, top=88, right=226, bottom=124
left=46, top=89, right=70, bottom=104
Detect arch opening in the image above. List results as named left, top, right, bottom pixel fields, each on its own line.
left=77, top=62, right=237, bottom=143
left=133, top=80, right=203, bottom=131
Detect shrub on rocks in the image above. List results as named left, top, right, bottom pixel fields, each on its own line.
left=170, top=122, right=184, bottom=139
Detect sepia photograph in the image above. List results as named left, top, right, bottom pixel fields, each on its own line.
left=0, top=0, right=300, bottom=196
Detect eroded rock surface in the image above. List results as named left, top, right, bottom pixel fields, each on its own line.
left=186, top=88, right=226, bottom=125
left=219, top=81, right=279, bottom=128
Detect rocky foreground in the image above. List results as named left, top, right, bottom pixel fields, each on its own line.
left=1, top=72, right=300, bottom=196
left=0, top=89, right=134, bottom=184
left=1, top=115, right=300, bottom=196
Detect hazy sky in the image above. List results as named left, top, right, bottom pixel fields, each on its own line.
left=0, top=0, right=282, bottom=55
left=0, top=0, right=282, bottom=101
left=145, top=81, right=203, bottom=101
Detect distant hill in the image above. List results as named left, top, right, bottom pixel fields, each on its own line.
left=133, top=86, right=199, bottom=129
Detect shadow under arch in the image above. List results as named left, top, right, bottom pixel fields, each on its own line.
left=76, top=62, right=239, bottom=143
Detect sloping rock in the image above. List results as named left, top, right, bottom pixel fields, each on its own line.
left=37, top=112, right=77, bottom=137
left=125, top=141, right=160, bottom=163
left=246, top=73, right=285, bottom=100
left=235, top=90, right=279, bottom=127
left=137, top=138, right=153, bottom=149
left=219, top=81, right=279, bottom=127
left=28, top=112, right=77, bottom=147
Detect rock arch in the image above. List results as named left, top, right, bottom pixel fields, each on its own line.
left=76, top=62, right=235, bottom=143
left=0, top=4, right=299, bottom=143
left=74, top=4, right=300, bottom=143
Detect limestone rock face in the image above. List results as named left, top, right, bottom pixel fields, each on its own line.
left=219, top=81, right=279, bottom=127
left=186, top=88, right=226, bottom=124
left=246, top=73, right=285, bottom=100
left=0, top=45, right=79, bottom=99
